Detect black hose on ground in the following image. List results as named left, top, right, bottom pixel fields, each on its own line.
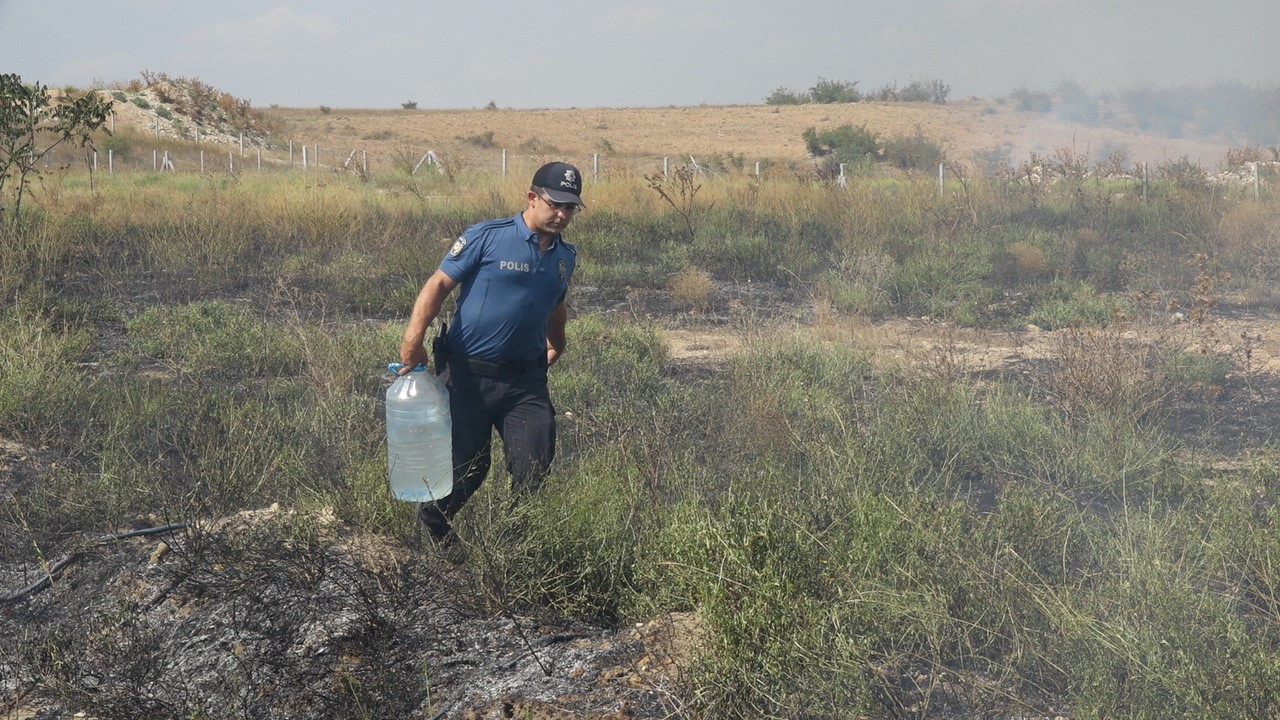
left=0, top=523, right=188, bottom=604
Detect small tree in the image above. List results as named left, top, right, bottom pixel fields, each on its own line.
left=0, top=73, right=112, bottom=224
left=802, top=123, right=879, bottom=161
left=803, top=123, right=880, bottom=181
left=1010, top=85, right=1052, bottom=113
left=808, top=77, right=861, bottom=104
left=646, top=163, right=709, bottom=243
left=764, top=87, right=809, bottom=105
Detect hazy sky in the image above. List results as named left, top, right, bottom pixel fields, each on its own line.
left=2, top=0, right=1277, bottom=109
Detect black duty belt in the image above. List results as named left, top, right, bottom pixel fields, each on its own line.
left=445, top=353, right=546, bottom=378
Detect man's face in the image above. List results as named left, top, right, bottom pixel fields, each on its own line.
left=527, top=188, right=580, bottom=236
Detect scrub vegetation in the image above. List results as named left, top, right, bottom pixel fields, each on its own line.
left=3, top=108, right=1280, bottom=718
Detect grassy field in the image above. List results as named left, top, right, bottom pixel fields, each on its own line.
left=3, top=133, right=1280, bottom=717
left=256, top=99, right=1239, bottom=168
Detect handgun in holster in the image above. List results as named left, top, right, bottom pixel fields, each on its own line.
left=431, top=321, right=448, bottom=375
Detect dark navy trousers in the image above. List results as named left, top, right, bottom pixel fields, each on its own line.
left=418, top=359, right=555, bottom=537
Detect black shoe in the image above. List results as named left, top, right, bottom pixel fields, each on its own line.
left=417, top=502, right=453, bottom=541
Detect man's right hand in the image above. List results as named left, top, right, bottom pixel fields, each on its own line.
left=400, top=343, right=430, bottom=374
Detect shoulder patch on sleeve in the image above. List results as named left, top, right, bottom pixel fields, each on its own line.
left=449, top=236, right=467, bottom=256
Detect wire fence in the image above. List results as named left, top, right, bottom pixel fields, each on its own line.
left=42, top=135, right=784, bottom=187
left=33, top=135, right=1276, bottom=201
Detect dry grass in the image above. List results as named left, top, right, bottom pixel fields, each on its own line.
left=667, top=266, right=717, bottom=313
left=245, top=101, right=1236, bottom=173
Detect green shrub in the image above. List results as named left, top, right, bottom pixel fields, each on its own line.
left=551, top=313, right=668, bottom=422
left=465, top=452, right=651, bottom=619
left=875, top=78, right=951, bottom=104
left=818, top=251, right=895, bottom=317
left=802, top=123, right=878, bottom=161
left=1159, top=349, right=1230, bottom=399
left=99, top=132, right=135, bottom=159
left=881, top=131, right=946, bottom=170
left=1060, top=515, right=1276, bottom=719
left=1026, top=280, right=1125, bottom=329
left=764, top=87, right=808, bottom=105
left=888, top=241, right=995, bottom=323
left=689, top=233, right=780, bottom=281
left=0, top=305, right=92, bottom=438
left=690, top=491, right=880, bottom=718
left=124, top=300, right=305, bottom=379
left=808, top=77, right=861, bottom=104
left=1010, top=85, right=1052, bottom=112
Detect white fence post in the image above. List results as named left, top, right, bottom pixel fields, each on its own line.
left=689, top=155, right=704, bottom=179
left=502, top=149, right=508, bottom=177
left=413, top=150, right=439, bottom=175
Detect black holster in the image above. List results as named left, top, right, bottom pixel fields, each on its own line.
left=431, top=322, right=448, bottom=376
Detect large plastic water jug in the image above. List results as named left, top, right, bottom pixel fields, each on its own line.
left=385, top=363, right=453, bottom=502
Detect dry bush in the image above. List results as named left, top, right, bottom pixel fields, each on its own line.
left=668, top=266, right=716, bottom=313
left=1009, top=241, right=1047, bottom=274
left=1045, top=326, right=1167, bottom=426
left=999, top=240, right=1049, bottom=284
left=1065, top=228, right=1104, bottom=277
left=905, top=325, right=972, bottom=389
left=1225, top=145, right=1280, bottom=165
left=1216, top=202, right=1280, bottom=298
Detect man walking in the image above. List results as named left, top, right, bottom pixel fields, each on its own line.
left=399, top=161, right=582, bottom=541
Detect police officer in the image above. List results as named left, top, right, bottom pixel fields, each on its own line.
left=399, top=161, right=581, bottom=542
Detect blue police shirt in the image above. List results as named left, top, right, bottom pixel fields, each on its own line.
left=439, top=212, right=576, bottom=361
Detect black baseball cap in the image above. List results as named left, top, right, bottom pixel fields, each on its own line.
left=532, top=161, right=585, bottom=207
